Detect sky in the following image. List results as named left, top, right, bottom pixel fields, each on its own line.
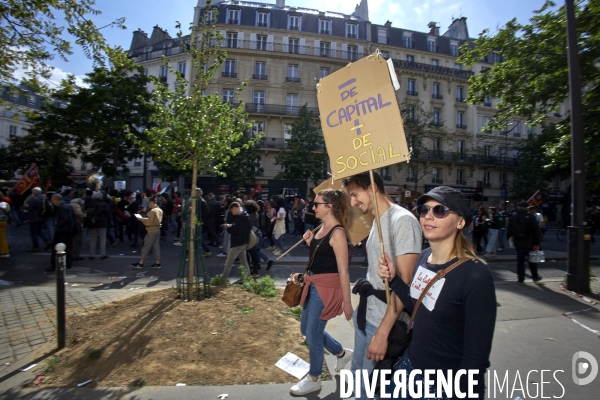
left=40, top=0, right=551, bottom=85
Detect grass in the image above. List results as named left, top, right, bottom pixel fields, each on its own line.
left=88, top=349, right=102, bottom=360
left=44, top=356, right=61, bottom=372
left=240, top=306, right=255, bottom=315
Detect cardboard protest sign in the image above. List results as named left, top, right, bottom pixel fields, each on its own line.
left=317, top=53, right=410, bottom=180
left=312, top=178, right=373, bottom=246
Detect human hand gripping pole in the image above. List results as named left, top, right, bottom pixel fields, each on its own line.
left=276, top=223, right=323, bottom=261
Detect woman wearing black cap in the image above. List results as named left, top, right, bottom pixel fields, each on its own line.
left=378, top=186, right=496, bottom=399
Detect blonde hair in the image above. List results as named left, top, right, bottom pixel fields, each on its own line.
left=449, top=228, right=487, bottom=264
left=317, top=189, right=351, bottom=235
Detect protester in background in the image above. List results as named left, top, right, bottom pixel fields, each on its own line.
left=244, top=200, right=262, bottom=277
left=216, top=197, right=233, bottom=257
left=528, top=205, right=545, bottom=240
left=290, top=189, right=354, bottom=395
left=484, top=206, right=499, bottom=258
left=507, top=202, right=542, bottom=284
left=302, top=195, right=318, bottom=232
left=25, top=187, right=51, bottom=252
left=272, top=197, right=287, bottom=256
left=378, top=186, right=496, bottom=399
left=69, top=196, right=85, bottom=261
left=255, top=200, right=274, bottom=271
left=128, top=193, right=141, bottom=247
left=220, top=202, right=251, bottom=278
left=292, top=198, right=306, bottom=237
left=132, top=196, right=163, bottom=269
left=101, top=191, right=117, bottom=248
left=62, top=188, right=73, bottom=204
left=471, top=207, right=487, bottom=253
left=496, top=203, right=508, bottom=251
left=47, top=194, right=76, bottom=272
left=159, top=193, right=173, bottom=241
left=206, top=193, right=222, bottom=247
left=87, top=192, right=110, bottom=260
left=172, top=191, right=182, bottom=243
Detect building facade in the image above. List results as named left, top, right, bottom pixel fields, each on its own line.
left=127, top=0, right=569, bottom=205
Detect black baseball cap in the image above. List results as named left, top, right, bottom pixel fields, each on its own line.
left=417, top=186, right=470, bottom=222
left=518, top=201, right=528, bottom=208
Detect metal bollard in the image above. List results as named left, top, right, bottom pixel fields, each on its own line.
left=55, top=243, right=66, bottom=349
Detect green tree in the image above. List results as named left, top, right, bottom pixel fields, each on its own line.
left=274, top=105, right=328, bottom=188
left=458, top=0, right=600, bottom=192
left=0, top=0, right=125, bottom=98
left=220, top=130, right=264, bottom=183
left=132, top=1, right=255, bottom=299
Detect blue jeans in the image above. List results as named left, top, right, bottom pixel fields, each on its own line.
left=29, top=221, right=49, bottom=248
left=351, top=309, right=378, bottom=400
left=485, top=228, right=498, bottom=253
left=390, top=352, right=486, bottom=399
left=273, top=233, right=284, bottom=250
left=300, top=284, right=343, bottom=377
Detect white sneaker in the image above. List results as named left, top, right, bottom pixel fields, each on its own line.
left=173, top=242, right=182, bottom=247
left=335, top=348, right=353, bottom=372
left=216, top=253, right=227, bottom=258
left=290, top=374, right=321, bottom=395
left=273, top=249, right=281, bottom=256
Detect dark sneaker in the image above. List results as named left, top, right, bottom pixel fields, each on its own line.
left=533, top=276, right=543, bottom=283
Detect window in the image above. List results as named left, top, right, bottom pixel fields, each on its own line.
left=407, top=165, right=415, bottom=181
left=482, top=116, right=492, bottom=133
left=204, top=10, right=215, bottom=24
left=223, top=60, right=236, bottom=78
left=406, top=105, right=416, bottom=122
left=484, top=171, right=492, bottom=186
left=432, top=82, right=442, bottom=99
left=320, top=42, right=331, bottom=57
left=227, top=9, right=240, bottom=24
left=407, top=79, right=417, bottom=96
left=457, top=169, right=465, bottom=184
left=159, top=65, right=168, bottom=77
left=433, top=138, right=443, bottom=151
left=289, top=38, right=299, bottom=54
left=251, top=122, right=265, bottom=138
left=256, top=35, right=268, bottom=51
left=143, top=68, right=149, bottom=76
left=484, top=145, right=492, bottom=157
left=457, top=140, right=465, bottom=154
left=286, top=94, right=299, bottom=114
left=403, top=34, right=413, bottom=48
left=319, top=20, right=331, bottom=35
left=528, top=125, right=537, bottom=135
left=457, top=112, right=466, bottom=129
left=347, top=45, right=358, bottom=61
left=427, top=39, right=437, bottom=52
left=288, top=15, right=301, bottom=30
left=254, top=62, right=267, bottom=80
left=319, top=67, right=330, bottom=79
left=81, top=161, right=89, bottom=170
left=513, top=121, right=521, bottom=137
left=454, top=62, right=462, bottom=70
left=9, top=125, right=17, bottom=138
left=222, top=89, right=235, bottom=103
left=433, top=109, right=442, bottom=125
left=226, top=32, right=238, bottom=48
left=286, top=64, right=299, bottom=83
left=553, top=176, right=560, bottom=190
left=257, top=12, right=269, bottom=27
left=484, top=96, right=492, bottom=107
left=406, top=54, right=415, bottom=62
left=177, top=62, right=186, bottom=77
left=381, top=166, right=391, bottom=180
left=457, top=86, right=465, bottom=102
left=450, top=43, right=459, bottom=57
left=377, top=28, right=388, bottom=44
left=164, top=42, right=172, bottom=56
left=283, top=123, right=293, bottom=141
left=346, top=23, right=357, bottom=38
left=253, top=91, right=265, bottom=105
left=431, top=59, right=439, bottom=66
left=432, top=168, right=443, bottom=183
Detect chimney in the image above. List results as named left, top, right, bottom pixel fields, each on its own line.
left=428, top=21, right=439, bottom=36
left=276, top=0, right=285, bottom=7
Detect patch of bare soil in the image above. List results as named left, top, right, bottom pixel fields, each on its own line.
left=34, top=286, right=313, bottom=387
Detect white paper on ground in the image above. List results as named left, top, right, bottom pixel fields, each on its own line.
left=176, top=383, right=186, bottom=386
left=20, top=364, right=37, bottom=372
left=275, top=352, right=310, bottom=379
left=77, top=379, right=92, bottom=387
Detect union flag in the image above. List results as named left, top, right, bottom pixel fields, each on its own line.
left=527, top=190, right=543, bottom=207
left=14, top=164, right=42, bottom=195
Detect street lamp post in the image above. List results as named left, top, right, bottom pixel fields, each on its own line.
left=565, top=0, right=590, bottom=293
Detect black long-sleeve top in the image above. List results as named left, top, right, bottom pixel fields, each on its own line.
left=389, top=248, right=497, bottom=396
left=227, top=212, right=251, bottom=248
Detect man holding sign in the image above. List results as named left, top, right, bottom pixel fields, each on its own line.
left=343, top=171, right=421, bottom=399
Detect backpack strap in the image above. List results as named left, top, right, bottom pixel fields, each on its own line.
left=406, top=258, right=468, bottom=333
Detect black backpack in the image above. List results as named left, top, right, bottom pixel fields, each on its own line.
left=512, top=214, right=531, bottom=239
left=40, top=195, right=54, bottom=218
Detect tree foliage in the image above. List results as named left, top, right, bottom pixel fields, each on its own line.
left=220, top=130, right=264, bottom=183
left=274, top=105, right=328, bottom=186
left=458, top=0, right=600, bottom=192
left=0, top=0, right=125, bottom=97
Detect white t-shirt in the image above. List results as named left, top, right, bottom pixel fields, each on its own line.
left=365, top=204, right=422, bottom=326
left=535, top=212, right=544, bottom=226
left=274, top=207, right=286, bottom=239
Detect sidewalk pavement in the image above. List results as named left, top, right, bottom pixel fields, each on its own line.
left=0, top=277, right=599, bottom=399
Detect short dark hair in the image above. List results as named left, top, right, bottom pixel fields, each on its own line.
left=342, top=170, right=385, bottom=194
left=244, top=200, right=258, bottom=213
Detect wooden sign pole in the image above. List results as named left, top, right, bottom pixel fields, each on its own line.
left=276, top=223, right=323, bottom=261
left=369, top=169, right=392, bottom=307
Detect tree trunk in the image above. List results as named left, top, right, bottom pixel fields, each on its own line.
left=188, top=157, right=198, bottom=300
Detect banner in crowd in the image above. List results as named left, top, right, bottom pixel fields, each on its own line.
left=528, top=190, right=543, bottom=207
left=14, top=164, right=41, bottom=195
left=317, top=53, right=410, bottom=180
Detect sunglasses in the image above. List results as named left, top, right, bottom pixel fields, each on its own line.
left=415, top=204, right=453, bottom=219
left=313, top=202, right=330, bottom=207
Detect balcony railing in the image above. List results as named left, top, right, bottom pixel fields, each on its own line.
left=221, top=71, right=237, bottom=78
left=286, top=77, right=301, bottom=83
left=456, top=97, right=466, bottom=103
left=289, top=25, right=300, bottom=30
left=456, top=180, right=467, bottom=185
left=432, top=93, right=443, bottom=100
left=456, top=124, right=467, bottom=130
left=257, top=22, right=268, bottom=27
left=403, top=41, right=415, bottom=49
left=406, top=176, right=416, bottom=182
left=257, top=137, right=325, bottom=151
left=347, top=33, right=357, bottom=38
left=252, top=74, right=267, bottom=80
left=407, top=90, right=418, bottom=96
left=432, top=178, right=444, bottom=183
left=410, top=150, right=520, bottom=167
left=228, top=19, right=239, bottom=24
left=320, top=29, right=331, bottom=35
left=392, top=59, right=474, bottom=79
left=245, top=103, right=320, bottom=117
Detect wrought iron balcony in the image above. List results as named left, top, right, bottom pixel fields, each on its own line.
left=252, top=74, right=267, bottom=80
left=432, top=93, right=443, bottom=100
left=456, top=180, right=467, bottom=185
left=484, top=101, right=492, bottom=107
left=257, top=137, right=325, bottom=151
left=289, top=25, right=300, bottom=30
left=286, top=77, right=301, bottom=83
left=406, top=176, right=416, bottom=182
left=221, top=72, right=237, bottom=78
left=432, top=178, right=444, bottom=183
left=347, top=33, right=357, bottom=38
left=392, top=59, right=474, bottom=79
left=228, top=19, right=239, bottom=24
left=407, top=90, right=418, bottom=96
left=513, top=132, right=521, bottom=137
left=320, top=29, right=331, bottom=35
left=456, top=97, right=466, bottom=103
left=483, top=182, right=492, bottom=188
left=456, top=124, right=467, bottom=129
left=245, top=103, right=320, bottom=117
left=257, top=22, right=268, bottom=27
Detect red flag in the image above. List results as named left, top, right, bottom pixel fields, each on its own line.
left=45, top=177, right=52, bottom=189
left=156, top=182, right=162, bottom=193
left=527, top=190, right=543, bottom=207
left=14, top=164, right=42, bottom=195
left=250, top=183, right=262, bottom=197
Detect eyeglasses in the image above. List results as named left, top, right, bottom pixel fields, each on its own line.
left=415, top=204, right=453, bottom=219
left=313, top=202, right=330, bottom=207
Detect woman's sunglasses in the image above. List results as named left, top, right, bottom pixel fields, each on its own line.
left=415, top=204, right=453, bottom=219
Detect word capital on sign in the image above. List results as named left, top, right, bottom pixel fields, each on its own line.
left=317, top=54, right=410, bottom=180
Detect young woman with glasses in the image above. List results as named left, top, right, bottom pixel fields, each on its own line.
left=289, top=189, right=354, bottom=395
left=378, top=186, right=496, bottom=399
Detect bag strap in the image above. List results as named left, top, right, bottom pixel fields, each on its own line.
left=306, top=224, right=343, bottom=273
left=406, top=258, right=468, bottom=333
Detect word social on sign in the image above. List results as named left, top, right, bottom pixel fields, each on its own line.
left=317, top=54, right=410, bottom=180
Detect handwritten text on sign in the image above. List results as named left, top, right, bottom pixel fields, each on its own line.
left=317, top=55, right=409, bottom=180
left=409, top=265, right=446, bottom=312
